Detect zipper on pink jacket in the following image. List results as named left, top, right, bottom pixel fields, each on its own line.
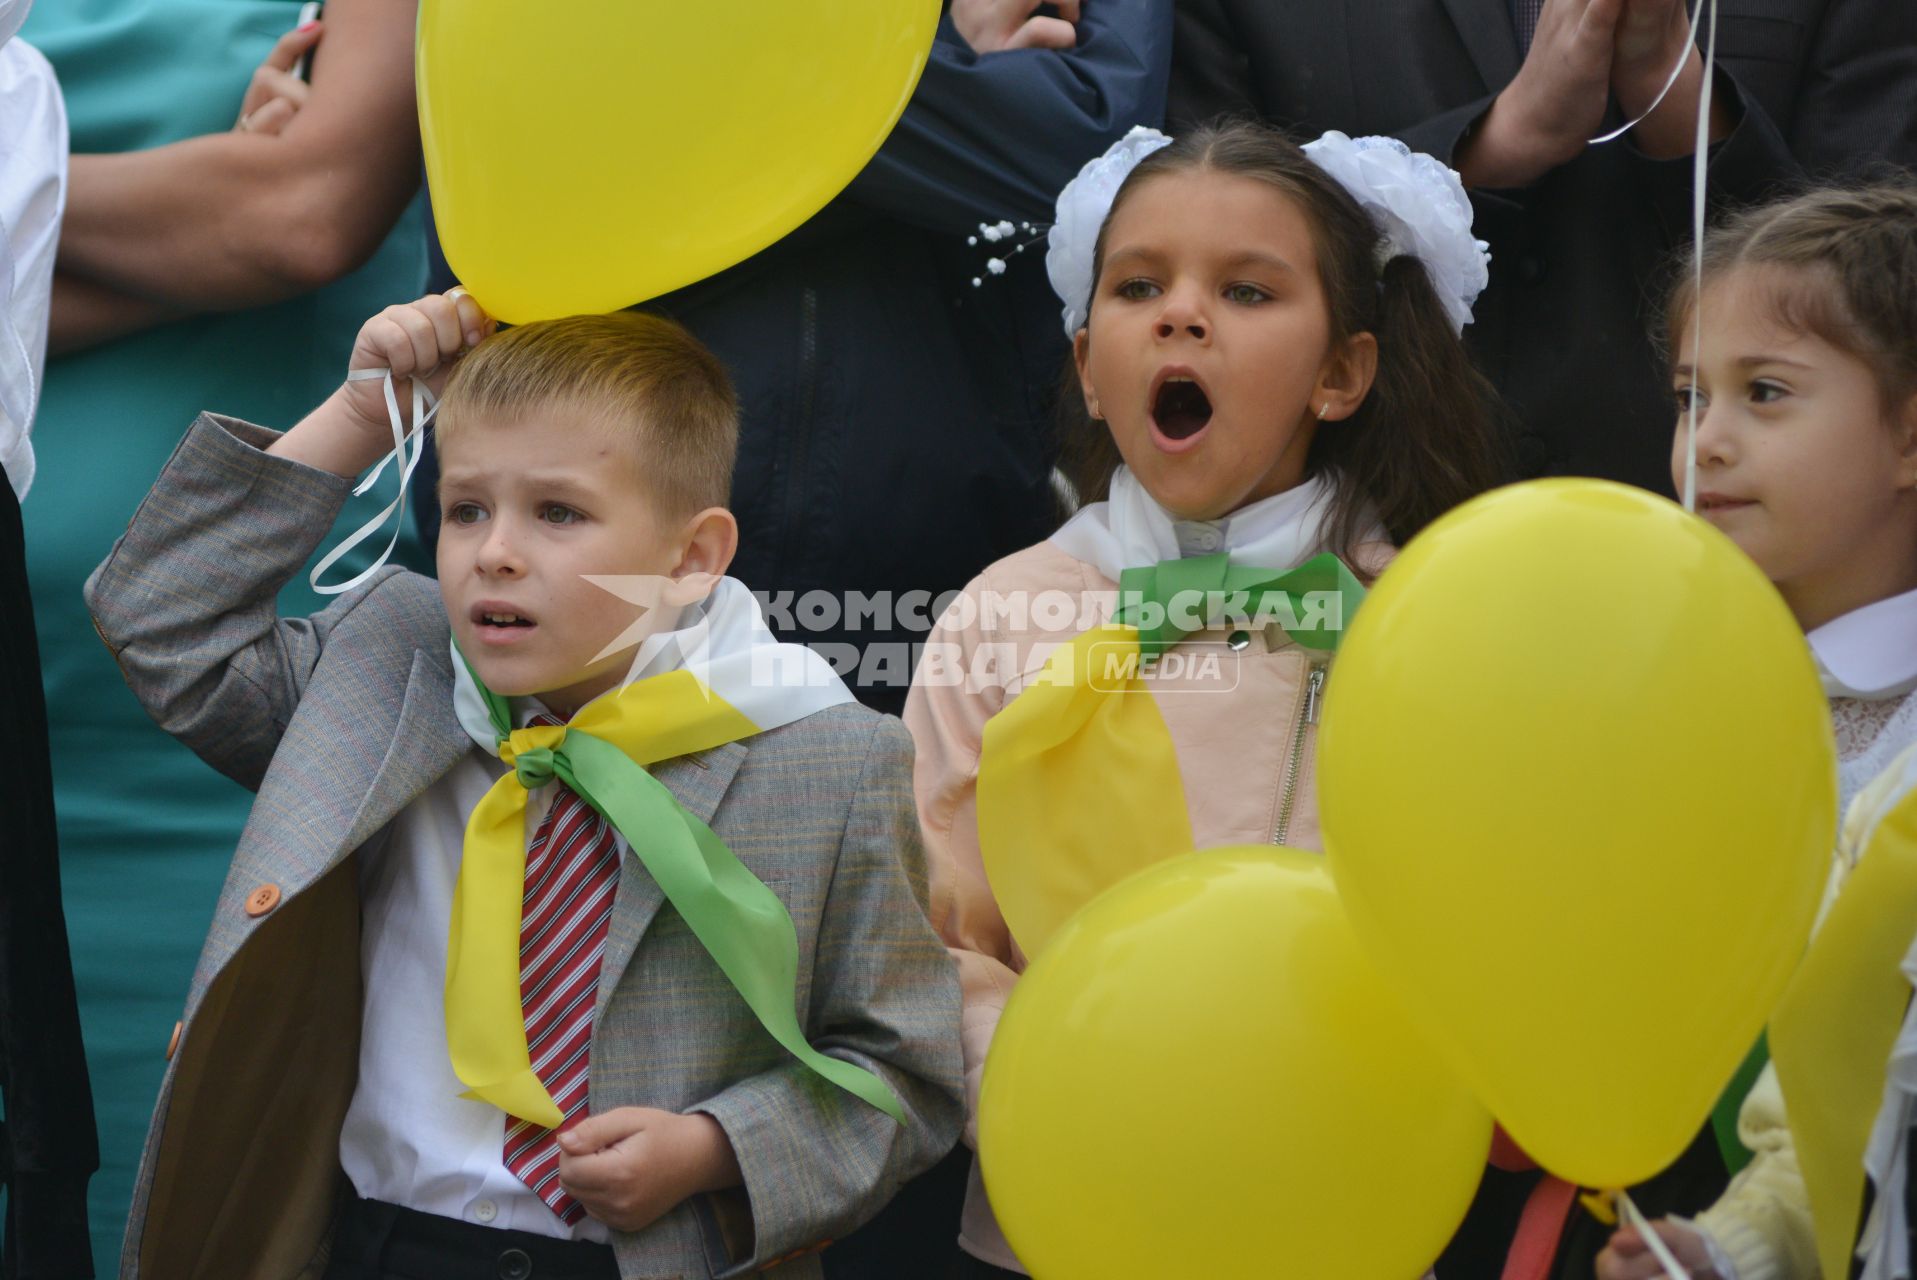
left=1272, top=661, right=1325, bottom=845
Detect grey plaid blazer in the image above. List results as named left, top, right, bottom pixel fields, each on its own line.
left=84, top=415, right=964, bottom=1280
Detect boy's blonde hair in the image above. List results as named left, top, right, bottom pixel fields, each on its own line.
left=437, top=311, right=738, bottom=517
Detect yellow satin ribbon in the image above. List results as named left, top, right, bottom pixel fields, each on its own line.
left=975, top=624, right=1194, bottom=959
left=1770, top=770, right=1917, bottom=1280
left=975, top=553, right=1363, bottom=959
left=448, top=669, right=757, bottom=1127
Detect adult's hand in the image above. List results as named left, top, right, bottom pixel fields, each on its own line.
left=1612, top=0, right=1735, bottom=159
left=234, top=19, right=321, bottom=135
left=952, top=0, right=1080, bottom=54
left=56, top=0, right=421, bottom=312
left=1456, top=0, right=1622, bottom=189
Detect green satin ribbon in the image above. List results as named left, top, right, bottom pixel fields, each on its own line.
left=449, top=653, right=904, bottom=1126
left=1116, top=551, right=1367, bottom=656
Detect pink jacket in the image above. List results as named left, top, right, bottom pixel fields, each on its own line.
left=903, top=534, right=1391, bottom=1268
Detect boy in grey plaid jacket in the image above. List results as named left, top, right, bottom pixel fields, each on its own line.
left=85, top=293, right=963, bottom=1280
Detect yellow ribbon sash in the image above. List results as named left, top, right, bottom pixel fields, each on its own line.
left=976, top=623, right=1195, bottom=958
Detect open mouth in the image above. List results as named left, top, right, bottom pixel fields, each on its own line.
left=472, top=604, right=537, bottom=630
left=1151, top=374, right=1214, bottom=440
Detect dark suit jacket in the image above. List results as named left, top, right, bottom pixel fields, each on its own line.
left=1171, top=0, right=1917, bottom=494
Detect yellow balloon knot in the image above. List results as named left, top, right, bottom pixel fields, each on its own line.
left=1579, top=1188, right=1620, bottom=1227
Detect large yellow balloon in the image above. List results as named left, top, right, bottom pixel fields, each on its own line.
left=417, top=1, right=940, bottom=323
left=979, top=847, right=1491, bottom=1279
left=1319, top=479, right=1834, bottom=1189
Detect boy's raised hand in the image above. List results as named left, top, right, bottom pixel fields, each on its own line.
left=556, top=1106, right=743, bottom=1233
left=269, top=290, right=492, bottom=478
left=338, top=290, right=493, bottom=436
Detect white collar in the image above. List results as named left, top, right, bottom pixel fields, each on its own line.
left=1808, top=585, right=1917, bottom=700
left=1050, top=467, right=1370, bottom=580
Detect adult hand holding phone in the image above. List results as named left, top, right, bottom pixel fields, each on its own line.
left=234, top=8, right=322, bottom=135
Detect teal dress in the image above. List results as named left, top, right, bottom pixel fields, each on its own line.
left=17, top=3, right=427, bottom=1271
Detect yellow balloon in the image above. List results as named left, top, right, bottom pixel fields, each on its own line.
left=417, top=1, right=940, bottom=324
left=1319, top=479, right=1834, bottom=1189
left=979, top=847, right=1491, bottom=1280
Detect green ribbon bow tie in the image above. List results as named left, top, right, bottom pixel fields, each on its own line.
left=1115, top=551, right=1367, bottom=657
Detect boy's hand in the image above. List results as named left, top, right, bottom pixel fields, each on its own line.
left=338, top=291, right=493, bottom=436
left=1596, top=1220, right=1725, bottom=1279
left=556, top=1107, right=744, bottom=1233
left=270, top=291, right=492, bottom=478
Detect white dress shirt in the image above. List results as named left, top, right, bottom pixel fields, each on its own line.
left=0, top=0, right=67, bottom=500
left=338, top=728, right=615, bottom=1243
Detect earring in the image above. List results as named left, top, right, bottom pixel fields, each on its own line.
left=1317, top=400, right=1331, bottom=420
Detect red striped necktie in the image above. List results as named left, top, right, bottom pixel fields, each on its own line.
left=501, top=714, right=622, bottom=1224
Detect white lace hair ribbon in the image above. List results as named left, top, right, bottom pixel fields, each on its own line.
left=1301, top=131, right=1490, bottom=336
left=1044, top=126, right=1490, bottom=339
left=306, top=367, right=438, bottom=596
left=1045, top=125, right=1173, bottom=338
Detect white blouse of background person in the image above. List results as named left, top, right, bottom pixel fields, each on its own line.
left=0, top=0, right=68, bottom=501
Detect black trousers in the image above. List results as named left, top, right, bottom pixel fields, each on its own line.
left=323, top=1198, right=620, bottom=1280
left=0, top=473, right=98, bottom=1279
left=822, top=1143, right=972, bottom=1279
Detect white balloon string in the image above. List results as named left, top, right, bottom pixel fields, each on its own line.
left=1618, top=1188, right=1692, bottom=1279
left=1587, top=0, right=1710, bottom=146
left=307, top=368, right=438, bottom=596
left=1684, top=0, right=1719, bottom=514
left=1579, top=0, right=1718, bottom=508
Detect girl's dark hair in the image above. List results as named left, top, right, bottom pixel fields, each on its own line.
left=1058, top=119, right=1510, bottom=557
left=1665, top=183, right=1917, bottom=416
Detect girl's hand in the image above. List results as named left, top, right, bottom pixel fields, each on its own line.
left=1595, top=1219, right=1726, bottom=1280
left=234, top=20, right=322, bottom=136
